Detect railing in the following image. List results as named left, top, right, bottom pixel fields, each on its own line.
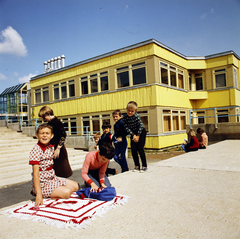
left=189, top=106, right=240, bottom=129
left=1, top=116, right=91, bottom=147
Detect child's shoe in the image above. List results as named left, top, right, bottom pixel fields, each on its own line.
left=140, top=167, right=148, bottom=173
left=132, top=166, right=140, bottom=172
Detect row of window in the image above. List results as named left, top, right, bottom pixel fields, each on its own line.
left=163, top=110, right=186, bottom=132
left=196, top=109, right=230, bottom=124
left=34, top=60, right=238, bottom=104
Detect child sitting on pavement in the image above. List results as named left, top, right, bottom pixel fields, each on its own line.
left=197, top=128, right=208, bottom=149
left=181, top=129, right=199, bottom=152
left=81, top=142, right=115, bottom=192
left=112, top=110, right=129, bottom=172
left=122, top=101, right=147, bottom=172
left=29, top=123, right=79, bottom=206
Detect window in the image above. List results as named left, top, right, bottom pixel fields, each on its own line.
left=197, top=111, right=205, bottom=124
left=160, top=62, right=184, bottom=89
left=61, top=82, right=67, bottom=99
left=132, top=62, right=146, bottom=85
left=35, top=89, right=41, bottom=104
left=81, top=77, right=88, bottom=95
left=82, top=116, right=90, bottom=134
left=214, top=69, right=226, bottom=88
left=116, top=62, right=146, bottom=88
left=117, top=66, right=129, bottom=88
left=92, top=115, right=100, bottom=133
left=195, top=74, right=203, bottom=90
left=138, top=111, right=148, bottom=132
left=68, top=80, right=75, bottom=97
left=42, top=87, right=49, bottom=102
left=100, top=72, right=108, bottom=91
left=90, top=74, right=98, bottom=93
left=217, top=109, right=228, bottom=123
left=234, top=68, right=238, bottom=88
left=53, top=84, right=59, bottom=100
left=163, top=109, right=186, bottom=132
left=70, top=118, right=77, bottom=135
left=189, top=73, right=192, bottom=90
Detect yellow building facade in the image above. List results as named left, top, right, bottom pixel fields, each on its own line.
left=30, top=39, right=240, bottom=149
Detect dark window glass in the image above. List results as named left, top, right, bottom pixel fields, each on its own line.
left=117, top=71, right=129, bottom=88
left=133, top=67, right=146, bottom=85
left=161, top=68, right=168, bottom=84
left=90, top=78, right=98, bottom=93
left=69, top=84, right=75, bottom=97
left=100, top=76, right=108, bottom=91
left=81, top=81, right=88, bottom=95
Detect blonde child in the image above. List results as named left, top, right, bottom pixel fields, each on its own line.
left=29, top=124, right=79, bottom=206
left=93, top=132, right=101, bottom=150
left=122, top=101, right=147, bottom=172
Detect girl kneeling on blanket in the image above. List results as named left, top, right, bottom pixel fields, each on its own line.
left=29, top=124, right=79, bottom=206
left=81, top=142, right=115, bottom=193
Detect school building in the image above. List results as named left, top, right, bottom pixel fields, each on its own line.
left=30, top=39, right=240, bottom=149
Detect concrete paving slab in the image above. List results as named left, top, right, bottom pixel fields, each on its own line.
left=0, top=140, right=239, bottom=239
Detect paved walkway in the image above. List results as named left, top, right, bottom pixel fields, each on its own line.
left=0, top=140, right=240, bottom=238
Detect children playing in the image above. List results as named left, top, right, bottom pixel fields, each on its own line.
left=112, top=110, right=129, bottom=172
left=39, top=106, right=72, bottom=178
left=81, top=142, right=115, bottom=192
left=29, top=124, right=79, bottom=206
left=197, top=128, right=208, bottom=149
left=122, top=101, right=147, bottom=172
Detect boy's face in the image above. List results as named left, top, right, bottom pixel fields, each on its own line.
left=94, top=137, right=100, bottom=144
left=113, top=114, right=121, bottom=122
left=36, top=127, right=53, bottom=145
left=127, top=107, right=136, bottom=117
left=103, top=127, right=110, bottom=134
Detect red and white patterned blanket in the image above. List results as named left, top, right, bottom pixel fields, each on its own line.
left=1, top=193, right=128, bottom=229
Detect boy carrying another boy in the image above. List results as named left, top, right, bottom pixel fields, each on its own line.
left=112, top=110, right=129, bottom=172
left=122, top=101, right=147, bottom=172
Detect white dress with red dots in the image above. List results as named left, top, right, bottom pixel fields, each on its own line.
left=29, top=142, right=66, bottom=198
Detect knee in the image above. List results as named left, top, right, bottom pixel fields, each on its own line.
left=62, top=188, right=72, bottom=199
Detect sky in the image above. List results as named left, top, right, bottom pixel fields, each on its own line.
left=0, top=0, right=240, bottom=93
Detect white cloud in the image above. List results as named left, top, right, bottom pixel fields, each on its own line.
left=0, top=26, right=27, bottom=57
left=18, top=73, right=37, bottom=83
left=0, top=73, right=7, bottom=81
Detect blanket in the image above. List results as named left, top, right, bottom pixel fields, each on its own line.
left=1, top=193, right=129, bottom=229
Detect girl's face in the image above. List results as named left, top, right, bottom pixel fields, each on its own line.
left=127, top=107, right=136, bottom=117
left=98, top=154, right=109, bottom=164
left=94, top=137, right=100, bottom=144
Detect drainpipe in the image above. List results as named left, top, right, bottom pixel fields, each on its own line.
left=214, top=108, right=217, bottom=129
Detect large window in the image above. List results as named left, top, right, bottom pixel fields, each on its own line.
left=80, top=71, right=109, bottom=95
left=163, top=109, right=186, bottom=132
left=68, top=80, right=75, bottom=97
left=234, top=68, right=238, bottom=88
left=160, top=62, right=184, bottom=89
left=217, top=109, right=228, bottom=123
left=61, top=82, right=67, bottom=99
left=197, top=111, right=205, bottom=124
left=117, top=62, right=146, bottom=89
left=214, top=69, right=226, bottom=88
left=53, top=84, right=59, bottom=100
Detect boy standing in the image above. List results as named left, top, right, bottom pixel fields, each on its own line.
left=98, top=122, right=117, bottom=175
left=122, top=101, right=147, bottom=172
left=112, top=110, right=129, bottom=172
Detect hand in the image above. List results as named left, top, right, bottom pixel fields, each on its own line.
left=53, top=148, right=60, bottom=159
left=101, top=183, right=107, bottom=189
left=90, top=182, right=99, bottom=192
left=94, top=145, right=97, bottom=149
left=35, top=194, right=43, bottom=206
left=116, top=137, right=122, bottom=142
left=133, top=135, right=139, bottom=143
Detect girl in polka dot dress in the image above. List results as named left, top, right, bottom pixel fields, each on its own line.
left=29, top=124, right=79, bottom=206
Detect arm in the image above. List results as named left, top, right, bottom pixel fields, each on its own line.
left=32, top=164, right=43, bottom=206
left=53, top=120, right=66, bottom=159
left=99, top=162, right=109, bottom=188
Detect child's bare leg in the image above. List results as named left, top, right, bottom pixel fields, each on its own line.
left=50, top=186, right=72, bottom=199
left=65, top=179, right=79, bottom=191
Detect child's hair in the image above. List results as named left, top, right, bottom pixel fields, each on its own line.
left=38, top=106, right=54, bottom=118
left=99, top=142, right=115, bottom=159
left=36, top=123, right=53, bottom=134
left=197, top=128, right=204, bottom=134
left=112, top=109, right=122, bottom=116
left=102, top=121, right=111, bottom=129
left=188, top=129, right=196, bottom=137
left=126, top=101, right=138, bottom=110
left=94, top=132, right=101, bottom=139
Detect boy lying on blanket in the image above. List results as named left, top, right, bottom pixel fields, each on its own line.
left=81, top=142, right=115, bottom=192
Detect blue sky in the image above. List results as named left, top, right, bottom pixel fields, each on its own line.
left=0, top=0, right=240, bottom=93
